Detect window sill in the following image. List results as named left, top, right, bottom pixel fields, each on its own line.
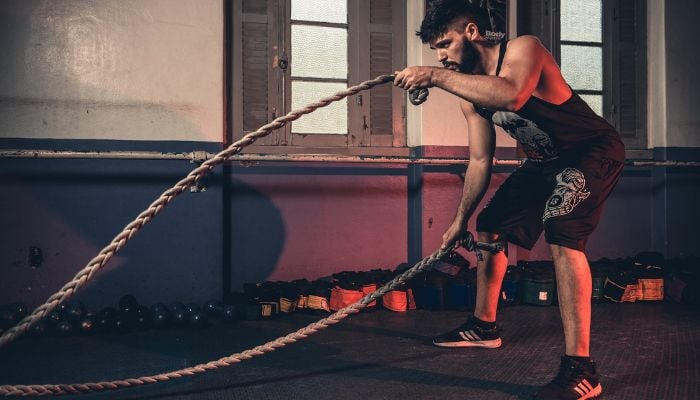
left=239, top=145, right=411, bottom=158
left=235, top=145, right=654, bottom=162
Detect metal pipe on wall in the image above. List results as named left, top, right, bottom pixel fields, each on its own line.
left=1, top=149, right=699, bottom=167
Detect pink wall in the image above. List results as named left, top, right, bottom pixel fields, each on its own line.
left=228, top=169, right=409, bottom=288
left=227, top=163, right=653, bottom=291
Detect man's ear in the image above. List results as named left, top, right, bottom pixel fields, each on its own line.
left=464, top=22, right=480, bottom=40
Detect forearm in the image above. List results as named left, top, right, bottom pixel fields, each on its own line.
left=431, top=69, right=522, bottom=111
left=454, top=160, right=492, bottom=224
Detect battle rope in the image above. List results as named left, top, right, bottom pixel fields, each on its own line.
left=0, top=241, right=466, bottom=397
left=0, top=74, right=422, bottom=349
left=0, top=75, right=432, bottom=396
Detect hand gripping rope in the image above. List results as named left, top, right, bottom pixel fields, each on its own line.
left=0, top=77, right=492, bottom=397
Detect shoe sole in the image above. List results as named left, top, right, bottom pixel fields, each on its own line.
left=432, top=338, right=502, bottom=349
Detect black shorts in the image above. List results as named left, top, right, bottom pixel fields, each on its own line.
left=475, top=154, right=624, bottom=252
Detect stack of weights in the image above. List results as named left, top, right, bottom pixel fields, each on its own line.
left=247, top=282, right=282, bottom=318
left=301, top=279, right=333, bottom=314
left=373, top=268, right=417, bottom=312
left=518, top=260, right=556, bottom=306
left=602, top=254, right=666, bottom=303
left=665, top=256, right=699, bottom=306
left=277, top=281, right=302, bottom=313
left=634, top=252, right=665, bottom=301
left=603, top=258, right=639, bottom=302
left=447, top=267, right=477, bottom=311
left=445, top=252, right=476, bottom=311
left=413, top=269, right=451, bottom=310
left=231, top=279, right=334, bottom=319
left=500, top=264, right=522, bottom=307
left=411, top=251, right=475, bottom=310
left=330, top=271, right=378, bottom=311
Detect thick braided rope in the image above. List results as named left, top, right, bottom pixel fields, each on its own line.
left=0, top=244, right=455, bottom=396
left=0, top=74, right=405, bottom=349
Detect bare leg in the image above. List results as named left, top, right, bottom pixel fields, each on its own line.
left=549, top=244, right=591, bottom=357
left=473, top=232, right=508, bottom=323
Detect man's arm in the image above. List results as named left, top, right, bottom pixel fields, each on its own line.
left=396, top=36, right=545, bottom=111
left=441, top=101, right=496, bottom=249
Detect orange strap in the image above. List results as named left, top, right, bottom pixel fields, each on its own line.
left=382, top=288, right=417, bottom=312
left=361, top=284, right=377, bottom=307
left=330, top=287, right=364, bottom=311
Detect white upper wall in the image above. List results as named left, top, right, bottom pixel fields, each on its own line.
left=1, top=0, right=695, bottom=149
left=0, top=0, right=223, bottom=142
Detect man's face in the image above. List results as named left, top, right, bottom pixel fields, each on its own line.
left=431, top=28, right=479, bottom=73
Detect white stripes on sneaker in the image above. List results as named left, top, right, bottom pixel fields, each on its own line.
left=458, top=330, right=482, bottom=342
left=572, top=379, right=601, bottom=399
left=574, top=379, right=592, bottom=395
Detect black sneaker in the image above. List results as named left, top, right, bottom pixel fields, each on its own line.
left=432, top=317, right=502, bottom=348
left=533, top=356, right=602, bottom=399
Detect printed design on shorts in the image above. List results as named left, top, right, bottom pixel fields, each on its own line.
left=542, top=168, right=591, bottom=222
left=492, top=111, right=557, bottom=160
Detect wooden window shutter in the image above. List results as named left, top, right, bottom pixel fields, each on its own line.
left=361, top=0, right=406, bottom=147
left=611, top=0, right=647, bottom=150
left=232, top=0, right=283, bottom=145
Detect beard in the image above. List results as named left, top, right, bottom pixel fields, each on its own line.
left=441, top=39, right=480, bottom=73
left=457, top=39, right=479, bottom=73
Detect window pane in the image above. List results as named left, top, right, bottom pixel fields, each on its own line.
left=292, top=25, right=347, bottom=79
left=579, top=94, right=603, bottom=116
left=291, top=0, right=346, bottom=24
left=292, top=82, right=347, bottom=134
left=560, top=0, right=602, bottom=43
left=560, top=45, right=603, bottom=91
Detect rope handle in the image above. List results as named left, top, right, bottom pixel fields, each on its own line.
left=384, top=73, right=430, bottom=105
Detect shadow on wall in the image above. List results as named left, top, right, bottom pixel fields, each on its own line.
left=0, top=160, right=224, bottom=309
left=228, top=178, right=286, bottom=289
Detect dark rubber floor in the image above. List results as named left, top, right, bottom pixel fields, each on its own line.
left=1, top=302, right=698, bottom=399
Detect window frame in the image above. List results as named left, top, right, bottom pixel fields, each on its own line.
left=602, top=0, right=647, bottom=152
left=553, top=0, right=648, bottom=152
left=231, top=0, right=408, bottom=156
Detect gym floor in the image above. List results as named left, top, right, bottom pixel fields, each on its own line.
left=1, top=302, right=697, bottom=400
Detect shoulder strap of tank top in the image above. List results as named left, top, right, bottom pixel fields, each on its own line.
left=495, top=40, right=508, bottom=76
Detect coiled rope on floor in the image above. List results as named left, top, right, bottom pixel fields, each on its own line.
left=0, top=75, right=432, bottom=396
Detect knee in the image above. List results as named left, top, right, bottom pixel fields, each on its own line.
left=476, top=231, right=508, bottom=259
left=477, top=231, right=501, bottom=243
left=549, top=243, right=586, bottom=263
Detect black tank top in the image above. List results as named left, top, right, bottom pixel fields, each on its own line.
left=477, top=41, right=625, bottom=162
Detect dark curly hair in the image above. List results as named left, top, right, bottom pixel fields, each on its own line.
left=417, top=0, right=494, bottom=44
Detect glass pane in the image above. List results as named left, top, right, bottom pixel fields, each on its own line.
left=292, top=81, right=347, bottom=134
left=560, top=45, right=603, bottom=91
left=560, top=0, right=602, bottom=43
left=579, top=94, right=603, bottom=116
left=292, top=25, right=347, bottom=79
left=291, top=0, right=346, bottom=24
